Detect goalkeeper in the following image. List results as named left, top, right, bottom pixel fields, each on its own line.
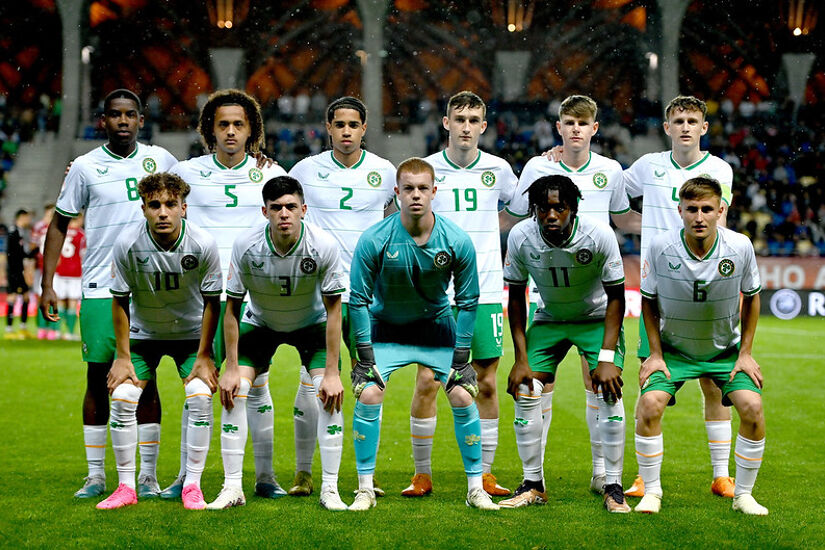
left=347, top=157, right=498, bottom=512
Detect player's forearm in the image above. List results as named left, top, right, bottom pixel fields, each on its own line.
left=739, top=294, right=760, bottom=356
left=508, top=285, right=529, bottom=363
left=223, top=299, right=242, bottom=367
left=611, top=210, right=642, bottom=235
left=41, top=214, right=71, bottom=287
left=323, top=295, right=342, bottom=373
left=455, top=307, right=477, bottom=349
left=112, top=297, right=132, bottom=360
left=348, top=302, right=372, bottom=345
left=197, top=296, right=221, bottom=358
left=641, top=297, right=663, bottom=357
left=601, top=284, right=625, bottom=351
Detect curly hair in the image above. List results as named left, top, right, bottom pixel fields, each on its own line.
left=197, top=89, right=264, bottom=153
left=665, top=95, right=707, bottom=121
left=527, top=175, right=582, bottom=218
left=138, top=172, right=191, bottom=202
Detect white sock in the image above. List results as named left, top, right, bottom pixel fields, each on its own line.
left=138, top=423, right=160, bottom=480
left=110, top=384, right=143, bottom=488
left=635, top=433, right=664, bottom=497
left=312, top=374, right=343, bottom=491
left=585, top=390, right=605, bottom=477
left=184, top=379, right=212, bottom=488
left=247, top=372, right=274, bottom=481
left=358, top=473, right=374, bottom=491
left=513, top=381, right=543, bottom=482
left=410, top=416, right=437, bottom=476
left=540, top=390, right=554, bottom=462
left=734, top=434, right=765, bottom=497
left=293, top=368, right=318, bottom=474
left=176, top=405, right=189, bottom=479
left=221, top=378, right=251, bottom=489
left=598, top=395, right=625, bottom=486
left=706, top=420, right=732, bottom=479
left=83, top=425, right=107, bottom=478
left=467, top=474, right=483, bottom=492
left=480, top=418, right=498, bottom=475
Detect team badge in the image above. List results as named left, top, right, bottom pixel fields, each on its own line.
left=480, top=171, right=496, bottom=187
left=593, top=172, right=607, bottom=189
left=300, top=257, right=318, bottom=274
left=367, top=171, right=382, bottom=188
left=181, top=255, right=199, bottom=270
left=575, top=249, right=593, bottom=265
left=718, top=258, right=735, bottom=277
left=434, top=251, right=452, bottom=269
left=143, top=158, right=157, bottom=174
left=249, top=168, right=263, bottom=183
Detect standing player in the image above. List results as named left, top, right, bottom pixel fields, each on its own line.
left=347, top=158, right=498, bottom=511
left=287, top=96, right=396, bottom=496
left=503, top=175, right=629, bottom=512
left=208, top=176, right=347, bottom=511
left=53, top=215, right=85, bottom=340
left=635, top=177, right=766, bottom=515
left=5, top=209, right=36, bottom=339
left=623, top=96, right=736, bottom=499
left=165, top=89, right=288, bottom=500
left=41, top=89, right=177, bottom=498
left=509, top=95, right=639, bottom=495
left=402, top=91, right=517, bottom=498
left=97, top=172, right=221, bottom=510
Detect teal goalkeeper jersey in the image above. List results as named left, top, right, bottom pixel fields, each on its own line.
left=349, top=212, right=479, bottom=349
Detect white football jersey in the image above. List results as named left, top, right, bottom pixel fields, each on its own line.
left=428, top=149, right=517, bottom=304
left=110, top=219, right=222, bottom=340
left=623, top=151, right=733, bottom=263
left=56, top=143, right=177, bottom=298
left=640, top=227, right=760, bottom=361
left=226, top=221, right=346, bottom=332
left=171, top=154, right=287, bottom=294
left=289, top=150, right=396, bottom=301
left=504, top=214, right=624, bottom=322
left=508, top=152, right=630, bottom=226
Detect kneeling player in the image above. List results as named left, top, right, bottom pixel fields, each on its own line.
left=503, top=175, right=629, bottom=512
left=635, top=177, right=767, bottom=515
left=348, top=158, right=498, bottom=511
left=209, top=176, right=347, bottom=511
left=98, top=173, right=222, bottom=510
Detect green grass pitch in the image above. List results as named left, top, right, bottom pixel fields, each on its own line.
left=0, top=316, right=822, bottom=549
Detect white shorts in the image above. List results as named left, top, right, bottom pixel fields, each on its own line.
left=54, top=275, right=82, bottom=300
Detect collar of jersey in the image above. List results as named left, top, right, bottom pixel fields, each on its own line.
left=266, top=222, right=304, bottom=257
left=680, top=227, right=719, bottom=261
left=539, top=216, right=578, bottom=249
left=442, top=149, right=481, bottom=170
left=102, top=143, right=139, bottom=160
left=213, top=154, right=249, bottom=170
left=670, top=151, right=709, bottom=171
left=559, top=152, right=591, bottom=173
left=330, top=150, right=366, bottom=169
left=146, top=218, right=186, bottom=252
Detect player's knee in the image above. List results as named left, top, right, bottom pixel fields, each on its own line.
left=446, top=385, right=473, bottom=408
left=358, top=384, right=384, bottom=405
left=249, top=372, right=270, bottom=399
left=637, top=392, right=666, bottom=422
left=414, top=367, right=439, bottom=396
left=734, top=394, right=763, bottom=425
left=111, top=384, right=141, bottom=420
left=184, top=379, right=212, bottom=417
left=699, top=377, right=723, bottom=399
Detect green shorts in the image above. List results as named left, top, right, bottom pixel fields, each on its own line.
left=342, top=303, right=357, bottom=360
left=130, top=339, right=199, bottom=381
left=214, top=301, right=247, bottom=368
left=452, top=303, right=503, bottom=361
left=527, top=319, right=625, bottom=382
left=237, top=321, right=334, bottom=373
left=80, top=298, right=116, bottom=363
left=640, top=346, right=761, bottom=406
left=637, top=316, right=650, bottom=360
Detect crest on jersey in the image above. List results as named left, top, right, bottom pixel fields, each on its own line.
left=434, top=251, right=452, bottom=269
left=481, top=171, right=496, bottom=187
left=181, top=255, right=199, bottom=271
left=300, top=257, right=318, bottom=274
left=249, top=168, right=264, bottom=183
left=575, top=249, right=593, bottom=265
left=143, top=158, right=157, bottom=174
left=718, top=258, right=735, bottom=277
left=367, top=171, right=382, bottom=188
left=593, top=172, right=608, bottom=189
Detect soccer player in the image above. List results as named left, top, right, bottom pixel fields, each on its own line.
left=634, top=177, right=766, bottom=515
left=41, top=89, right=177, bottom=498
left=96, top=172, right=221, bottom=510
left=502, top=175, right=629, bottom=512
left=402, top=91, right=517, bottom=498
left=165, top=89, right=288, bottom=500
left=5, top=208, right=36, bottom=339
left=347, top=158, right=498, bottom=511
left=208, top=176, right=347, bottom=511
left=508, top=95, right=640, bottom=495
left=287, top=96, right=396, bottom=496
left=53, top=214, right=85, bottom=340
left=623, top=96, right=736, bottom=499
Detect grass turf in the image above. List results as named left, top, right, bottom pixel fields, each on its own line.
left=0, top=316, right=821, bottom=549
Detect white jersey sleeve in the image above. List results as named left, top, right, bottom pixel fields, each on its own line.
left=507, top=155, right=545, bottom=217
